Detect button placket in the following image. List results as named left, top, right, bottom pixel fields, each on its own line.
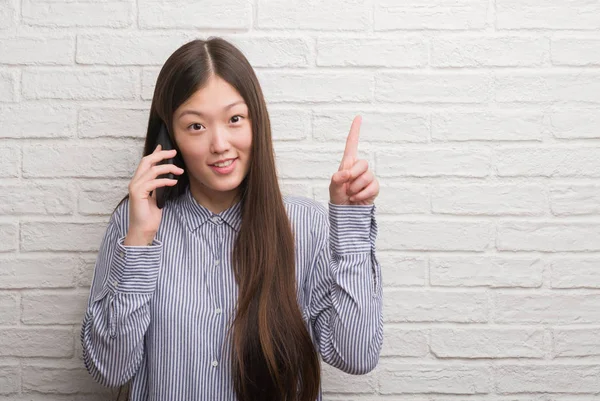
left=208, top=222, right=226, bottom=366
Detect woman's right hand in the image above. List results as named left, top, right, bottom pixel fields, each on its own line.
left=124, top=144, right=184, bottom=246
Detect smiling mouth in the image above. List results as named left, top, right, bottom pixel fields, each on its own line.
left=210, top=158, right=236, bottom=167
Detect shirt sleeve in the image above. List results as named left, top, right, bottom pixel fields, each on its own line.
left=306, top=201, right=384, bottom=375
left=80, top=200, right=163, bottom=387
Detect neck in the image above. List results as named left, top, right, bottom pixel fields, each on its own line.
left=189, top=180, right=240, bottom=215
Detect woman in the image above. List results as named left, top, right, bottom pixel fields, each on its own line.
left=80, top=37, right=383, bottom=401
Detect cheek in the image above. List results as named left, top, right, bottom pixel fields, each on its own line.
left=178, top=143, right=208, bottom=169
left=239, top=128, right=253, bottom=153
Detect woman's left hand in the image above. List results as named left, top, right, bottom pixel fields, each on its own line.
left=329, top=115, right=380, bottom=206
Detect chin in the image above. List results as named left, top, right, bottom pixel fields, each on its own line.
left=205, top=177, right=244, bottom=193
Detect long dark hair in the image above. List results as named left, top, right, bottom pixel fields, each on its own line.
left=114, top=37, right=321, bottom=401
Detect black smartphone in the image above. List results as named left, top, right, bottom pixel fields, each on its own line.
left=154, top=123, right=176, bottom=209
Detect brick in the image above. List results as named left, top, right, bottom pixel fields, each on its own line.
left=383, top=289, right=488, bottom=323
left=257, top=71, right=373, bottom=103
left=431, top=111, right=544, bottom=141
left=376, top=72, right=492, bottom=103
left=279, top=181, right=312, bottom=199
left=78, top=108, right=148, bottom=138
left=317, top=38, right=427, bottom=67
left=0, top=292, right=19, bottom=324
left=22, top=361, right=110, bottom=394
left=0, top=69, right=16, bottom=102
left=374, top=183, right=429, bottom=215
left=312, top=184, right=331, bottom=206
left=0, top=0, right=16, bottom=32
left=21, top=290, right=89, bottom=324
left=0, top=256, right=76, bottom=288
left=139, top=0, right=250, bottom=29
left=22, top=68, right=137, bottom=100
left=0, top=363, right=19, bottom=394
left=381, top=327, right=428, bottom=357
left=495, top=73, right=600, bottom=103
left=374, top=0, right=488, bottom=31
left=551, top=258, right=600, bottom=288
left=227, top=36, right=311, bottom=68
left=0, top=145, right=19, bottom=177
left=498, top=222, right=600, bottom=252
left=494, top=293, right=600, bottom=324
left=497, top=0, right=600, bottom=30
left=75, top=255, right=97, bottom=288
left=377, top=253, right=426, bottom=286
left=0, top=223, right=17, bottom=252
left=377, top=148, right=491, bottom=178
left=141, top=67, right=159, bottom=100
left=547, top=110, right=600, bottom=139
left=496, top=147, right=600, bottom=178
left=496, top=364, right=600, bottom=393
left=379, top=219, right=493, bottom=251
left=321, top=363, right=376, bottom=393
left=551, top=185, right=600, bottom=215
left=23, top=144, right=140, bottom=178
left=552, top=38, right=600, bottom=66
left=378, top=361, right=491, bottom=394
left=0, top=183, right=74, bottom=214
left=0, top=105, right=76, bottom=138
left=0, top=35, right=73, bottom=64
left=269, top=108, right=310, bottom=141
left=431, top=328, right=545, bottom=358
left=314, top=111, right=429, bottom=143
left=432, top=184, right=546, bottom=215
left=554, top=328, right=600, bottom=357
left=430, top=256, right=543, bottom=288
left=431, top=36, right=548, bottom=67
left=0, top=327, right=73, bottom=357
left=77, top=33, right=192, bottom=65
left=257, top=0, right=368, bottom=31
left=275, top=148, right=350, bottom=179
left=21, top=221, right=107, bottom=252
left=77, top=180, right=129, bottom=216
left=22, top=0, right=132, bottom=28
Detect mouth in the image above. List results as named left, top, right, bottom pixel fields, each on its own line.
left=209, top=158, right=236, bottom=167
left=209, top=158, right=238, bottom=174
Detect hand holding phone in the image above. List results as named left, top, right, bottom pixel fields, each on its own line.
left=154, top=123, right=177, bottom=209
left=124, top=123, right=184, bottom=246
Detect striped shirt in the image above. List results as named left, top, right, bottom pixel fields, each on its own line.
left=81, top=185, right=383, bottom=401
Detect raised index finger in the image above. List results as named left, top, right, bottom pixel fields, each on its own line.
left=340, top=115, right=362, bottom=170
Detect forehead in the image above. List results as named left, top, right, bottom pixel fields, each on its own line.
left=175, top=75, right=246, bottom=118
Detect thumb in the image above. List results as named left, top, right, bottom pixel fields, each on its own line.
left=332, top=170, right=351, bottom=186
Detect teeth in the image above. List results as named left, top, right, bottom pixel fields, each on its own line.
left=213, top=159, right=234, bottom=168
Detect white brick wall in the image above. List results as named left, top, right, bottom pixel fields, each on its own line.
left=1, top=0, right=600, bottom=398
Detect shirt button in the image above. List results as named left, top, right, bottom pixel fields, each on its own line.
left=215, top=260, right=220, bottom=267
left=114, top=281, right=119, bottom=288
left=212, top=360, right=218, bottom=367
left=215, top=308, right=222, bottom=315
left=119, top=250, right=125, bottom=258
left=211, top=216, right=220, bottom=224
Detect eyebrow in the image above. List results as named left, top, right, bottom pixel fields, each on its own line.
left=178, top=100, right=246, bottom=119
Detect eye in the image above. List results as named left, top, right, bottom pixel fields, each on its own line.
left=187, top=123, right=205, bottom=131
left=230, top=115, right=244, bottom=124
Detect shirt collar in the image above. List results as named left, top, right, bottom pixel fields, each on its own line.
left=179, top=185, right=242, bottom=233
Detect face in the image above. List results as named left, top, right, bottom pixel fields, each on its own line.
left=173, top=75, right=252, bottom=203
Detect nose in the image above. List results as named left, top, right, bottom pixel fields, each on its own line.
left=210, top=126, right=230, bottom=155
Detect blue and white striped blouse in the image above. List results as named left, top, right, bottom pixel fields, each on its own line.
left=81, top=185, right=383, bottom=401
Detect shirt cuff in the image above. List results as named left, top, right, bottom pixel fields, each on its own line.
left=328, top=202, right=377, bottom=255
left=106, top=236, right=163, bottom=294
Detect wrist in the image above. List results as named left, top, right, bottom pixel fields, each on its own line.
left=124, top=230, right=156, bottom=246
